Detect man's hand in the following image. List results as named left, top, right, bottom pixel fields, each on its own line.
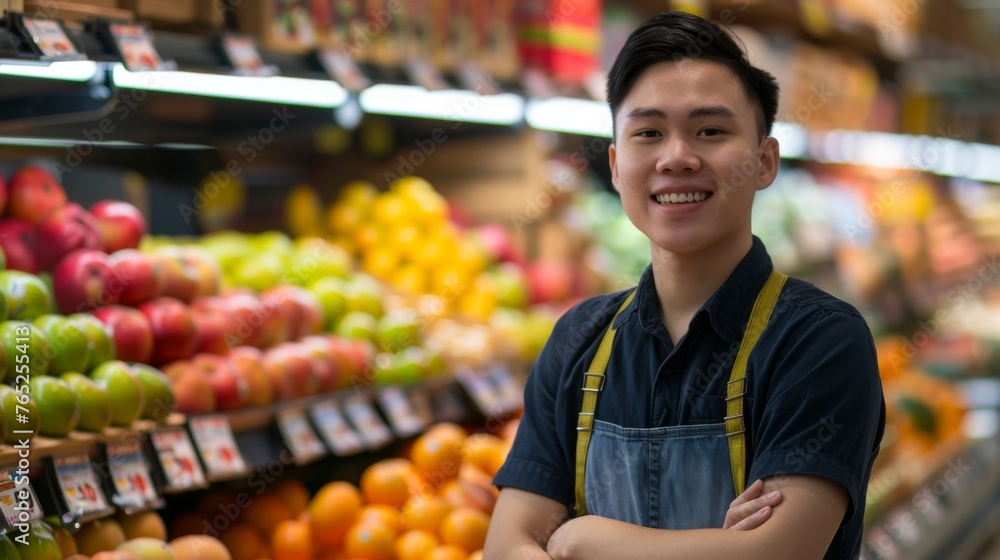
left=724, top=479, right=783, bottom=530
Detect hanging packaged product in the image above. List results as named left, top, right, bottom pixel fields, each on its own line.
left=516, top=0, right=602, bottom=87
left=43, top=452, right=114, bottom=525
left=274, top=407, right=328, bottom=466
left=188, top=415, right=249, bottom=482
left=99, top=441, right=164, bottom=514
left=147, top=426, right=209, bottom=493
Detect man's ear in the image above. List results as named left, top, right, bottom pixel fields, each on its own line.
left=609, top=142, right=621, bottom=194
left=756, top=136, right=780, bottom=191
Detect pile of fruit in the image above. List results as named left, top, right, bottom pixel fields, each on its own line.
left=163, top=419, right=517, bottom=560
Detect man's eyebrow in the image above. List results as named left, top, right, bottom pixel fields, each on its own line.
left=624, top=106, right=738, bottom=120
left=625, top=107, right=667, bottom=119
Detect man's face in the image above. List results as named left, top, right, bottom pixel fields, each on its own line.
left=608, top=59, right=778, bottom=256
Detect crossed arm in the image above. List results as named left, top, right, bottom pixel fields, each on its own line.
left=483, top=475, right=847, bottom=560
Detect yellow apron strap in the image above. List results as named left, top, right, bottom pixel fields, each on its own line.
left=726, top=269, right=787, bottom=497
left=573, top=290, right=636, bottom=516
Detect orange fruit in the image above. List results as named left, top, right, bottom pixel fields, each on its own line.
left=344, top=522, right=395, bottom=560
left=361, top=458, right=422, bottom=507
left=220, top=522, right=268, bottom=560
left=411, top=423, right=467, bottom=485
left=356, top=504, right=402, bottom=535
left=309, top=481, right=364, bottom=549
left=423, top=545, right=469, bottom=560
left=274, top=480, right=311, bottom=517
left=243, top=493, right=294, bottom=537
left=363, top=246, right=400, bottom=279
left=395, top=529, right=439, bottom=560
left=401, top=494, right=452, bottom=534
left=372, top=194, right=409, bottom=225
left=437, top=479, right=496, bottom=514
left=462, top=433, right=507, bottom=476
left=328, top=202, right=367, bottom=234
left=439, top=508, right=490, bottom=553
left=467, top=551, right=483, bottom=560
left=272, top=519, right=312, bottom=560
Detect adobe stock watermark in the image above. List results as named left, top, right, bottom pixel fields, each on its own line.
left=178, top=106, right=296, bottom=224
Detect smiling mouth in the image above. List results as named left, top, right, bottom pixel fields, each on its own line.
left=653, top=192, right=711, bottom=204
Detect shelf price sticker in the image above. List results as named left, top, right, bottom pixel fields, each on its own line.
left=318, top=47, right=371, bottom=93
left=53, top=453, right=113, bottom=521
left=377, top=385, right=427, bottom=438
left=344, top=394, right=393, bottom=451
left=275, top=408, right=327, bottom=466
left=489, top=367, right=523, bottom=413
left=106, top=442, right=161, bottom=512
left=106, top=22, right=174, bottom=72
left=0, top=463, right=42, bottom=529
left=310, top=399, right=364, bottom=457
left=188, top=415, right=248, bottom=481
left=150, top=427, right=207, bottom=492
left=456, top=369, right=502, bottom=416
left=15, top=15, right=85, bottom=61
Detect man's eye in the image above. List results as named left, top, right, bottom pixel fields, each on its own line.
left=635, top=130, right=661, bottom=138
left=699, top=128, right=724, bottom=137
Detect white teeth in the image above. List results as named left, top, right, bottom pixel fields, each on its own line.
left=655, top=192, right=707, bottom=204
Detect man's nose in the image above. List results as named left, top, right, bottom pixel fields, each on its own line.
left=655, top=135, right=701, bottom=173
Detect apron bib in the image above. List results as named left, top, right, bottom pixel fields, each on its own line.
left=573, top=269, right=787, bottom=528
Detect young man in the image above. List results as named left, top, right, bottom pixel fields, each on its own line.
left=484, top=12, right=885, bottom=560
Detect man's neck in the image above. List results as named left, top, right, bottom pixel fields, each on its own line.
left=650, top=235, right=754, bottom=343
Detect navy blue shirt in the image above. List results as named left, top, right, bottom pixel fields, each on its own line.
left=494, top=237, right=886, bottom=560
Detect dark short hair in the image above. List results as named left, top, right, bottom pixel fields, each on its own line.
left=607, top=12, right=779, bottom=140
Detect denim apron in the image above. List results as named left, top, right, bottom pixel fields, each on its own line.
left=575, top=271, right=787, bottom=529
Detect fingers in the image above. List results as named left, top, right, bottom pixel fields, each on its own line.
left=729, top=479, right=765, bottom=509
left=729, top=505, right=772, bottom=531
left=723, top=490, right=783, bottom=530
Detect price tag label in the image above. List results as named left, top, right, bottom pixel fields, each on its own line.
left=407, top=385, right=435, bottom=427
left=0, top=463, right=42, bottom=528
left=53, top=453, right=112, bottom=520
left=188, top=415, right=248, bottom=481
left=17, top=16, right=84, bottom=60
left=456, top=370, right=502, bottom=415
left=318, top=47, right=372, bottom=93
left=406, top=59, right=450, bottom=91
left=275, top=408, right=327, bottom=466
left=107, top=22, right=172, bottom=72
left=310, top=400, right=364, bottom=457
left=344, top=395, right=393, bottom=451
left=106, top=442, right=161, bottom=511
left=150, top=427, right=207, bottom=492
left=490, top=367, right=523, bottom=413
left=377, top=386, right=427, bottom=438
left=221, top=34, right=278, bottom=77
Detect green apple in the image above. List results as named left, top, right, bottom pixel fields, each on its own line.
left=232, top=253, right=284, bottom=292
left=344, top=275, right=383, bottom=317
left=251, top=230, right=294, bottom=254
left=30, top=375, right=80, bottom=437
left=0, top=270, right=53, bottom=320
left=395, top=346, right=427, bottom=383
left=336, top=311, right=379, bottom=342
left=0, top=320, right=52, bottom=381
left=130, top=363, right=175, bottom=422
left=61, top=372, right=112, bottom=433
left=288, top=239, right=352, bottom=285
left=0, top=533, right=20, bottom=560
left=33, top=314, right=90, bottom=374
left=13, top=520, right=62, bottom=560
left=90, top=360, right=145, bottom=427
left=377, top=309, right=420, bottom=352
left=199, top=230, right=254, bottom=273
left=0, top=290, right=7, bottom=322
left=0, top=246, right=5, bottom=271
left=69, top=313, right=116, bottom=370
left=309, top=276, right=349, bottom=329
left=0, top=384, right=35, bottom=444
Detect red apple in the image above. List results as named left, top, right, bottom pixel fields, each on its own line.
left=0, top=219, right=37, bottom=273
left=262, top=286, right=324, bottom=343
left=326, top=335, right=357, bottom=386
left=151, top=249, right=199, bottom=303
left=300, top=335, right=339, bottom=392
left=228, top=346, right=273, bottom=407
left=7, top=165, right=67, bottom=224
left=218, top=292, right=265, bottom=348
left=191, top=303, right=237, bottom=355
left=526, top=261, right=573, bottom=304
left=262, top=343, right=316, bottom=400
left=137, top=297, right=199, bottom=364
left=89, top=200, right=146, bottom=253
left=91, top=305, right=154, bottom=364
left=179, top=247, right=222, bottom=299
left=474, top=222, right=524, bottom=265
left=35, top=203, right=103, bottom=271
left=108, top=249, right=164, bottom=305
left=166, top=360, right=216, bottom=415
left=289, top=288, right=324, bottom=340
left=257, top=289, right=292, bottom=348
left=190, top=353, right=247, bottom=410
left=53, top=249, right=117, bottom=314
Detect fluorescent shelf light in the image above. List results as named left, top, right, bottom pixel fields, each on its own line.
left=772, top=122, right=808, bottom=159
left=525, top=97, right=612, bottom=137
left=0, top=136, right=143, bottom=148
left=359, top=84, right=524, bottom=125
left=112, top=65, right=348, bottom=109
left=0, top=60, right=98, bottom=81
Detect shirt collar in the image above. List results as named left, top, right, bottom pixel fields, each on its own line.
left=615, top=236, right=774, bottom=341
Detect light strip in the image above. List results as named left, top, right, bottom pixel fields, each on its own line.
left=0, top=136, right=143, bottom=148
left=112, top=65, right=348, bottom=108
left=0, top=60, right=99, bottom=81
left=525, top=97, right=613, bottom=137
left=359, top=84, right=525, bottom=125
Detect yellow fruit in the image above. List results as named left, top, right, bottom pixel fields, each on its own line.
left=372, top=194, right=409, bottom=225
left=390, top=176, right=435, bottom=198
left=169, top=536, right=233, bottom=560
left=117, top=511, right=168, bottom=541
left=393, top=264, right=427, bottom=294
left=328, top=202, right=368, bottom=235
left=75, top=518, right=127, bottom=556
left=117, top=537, right=178, bottom=560
left=51, top=522, right=79, bottom=558
left=285, top=184, right=325, bottom=237
left=340, top=180, right=380, bottom=206
left=363, top=247, right=401, bottom=279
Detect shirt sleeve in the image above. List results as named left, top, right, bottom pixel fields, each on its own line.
left=747, top=308, right=886, bottom=526
left=493, top=309, right=579, bottom=506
